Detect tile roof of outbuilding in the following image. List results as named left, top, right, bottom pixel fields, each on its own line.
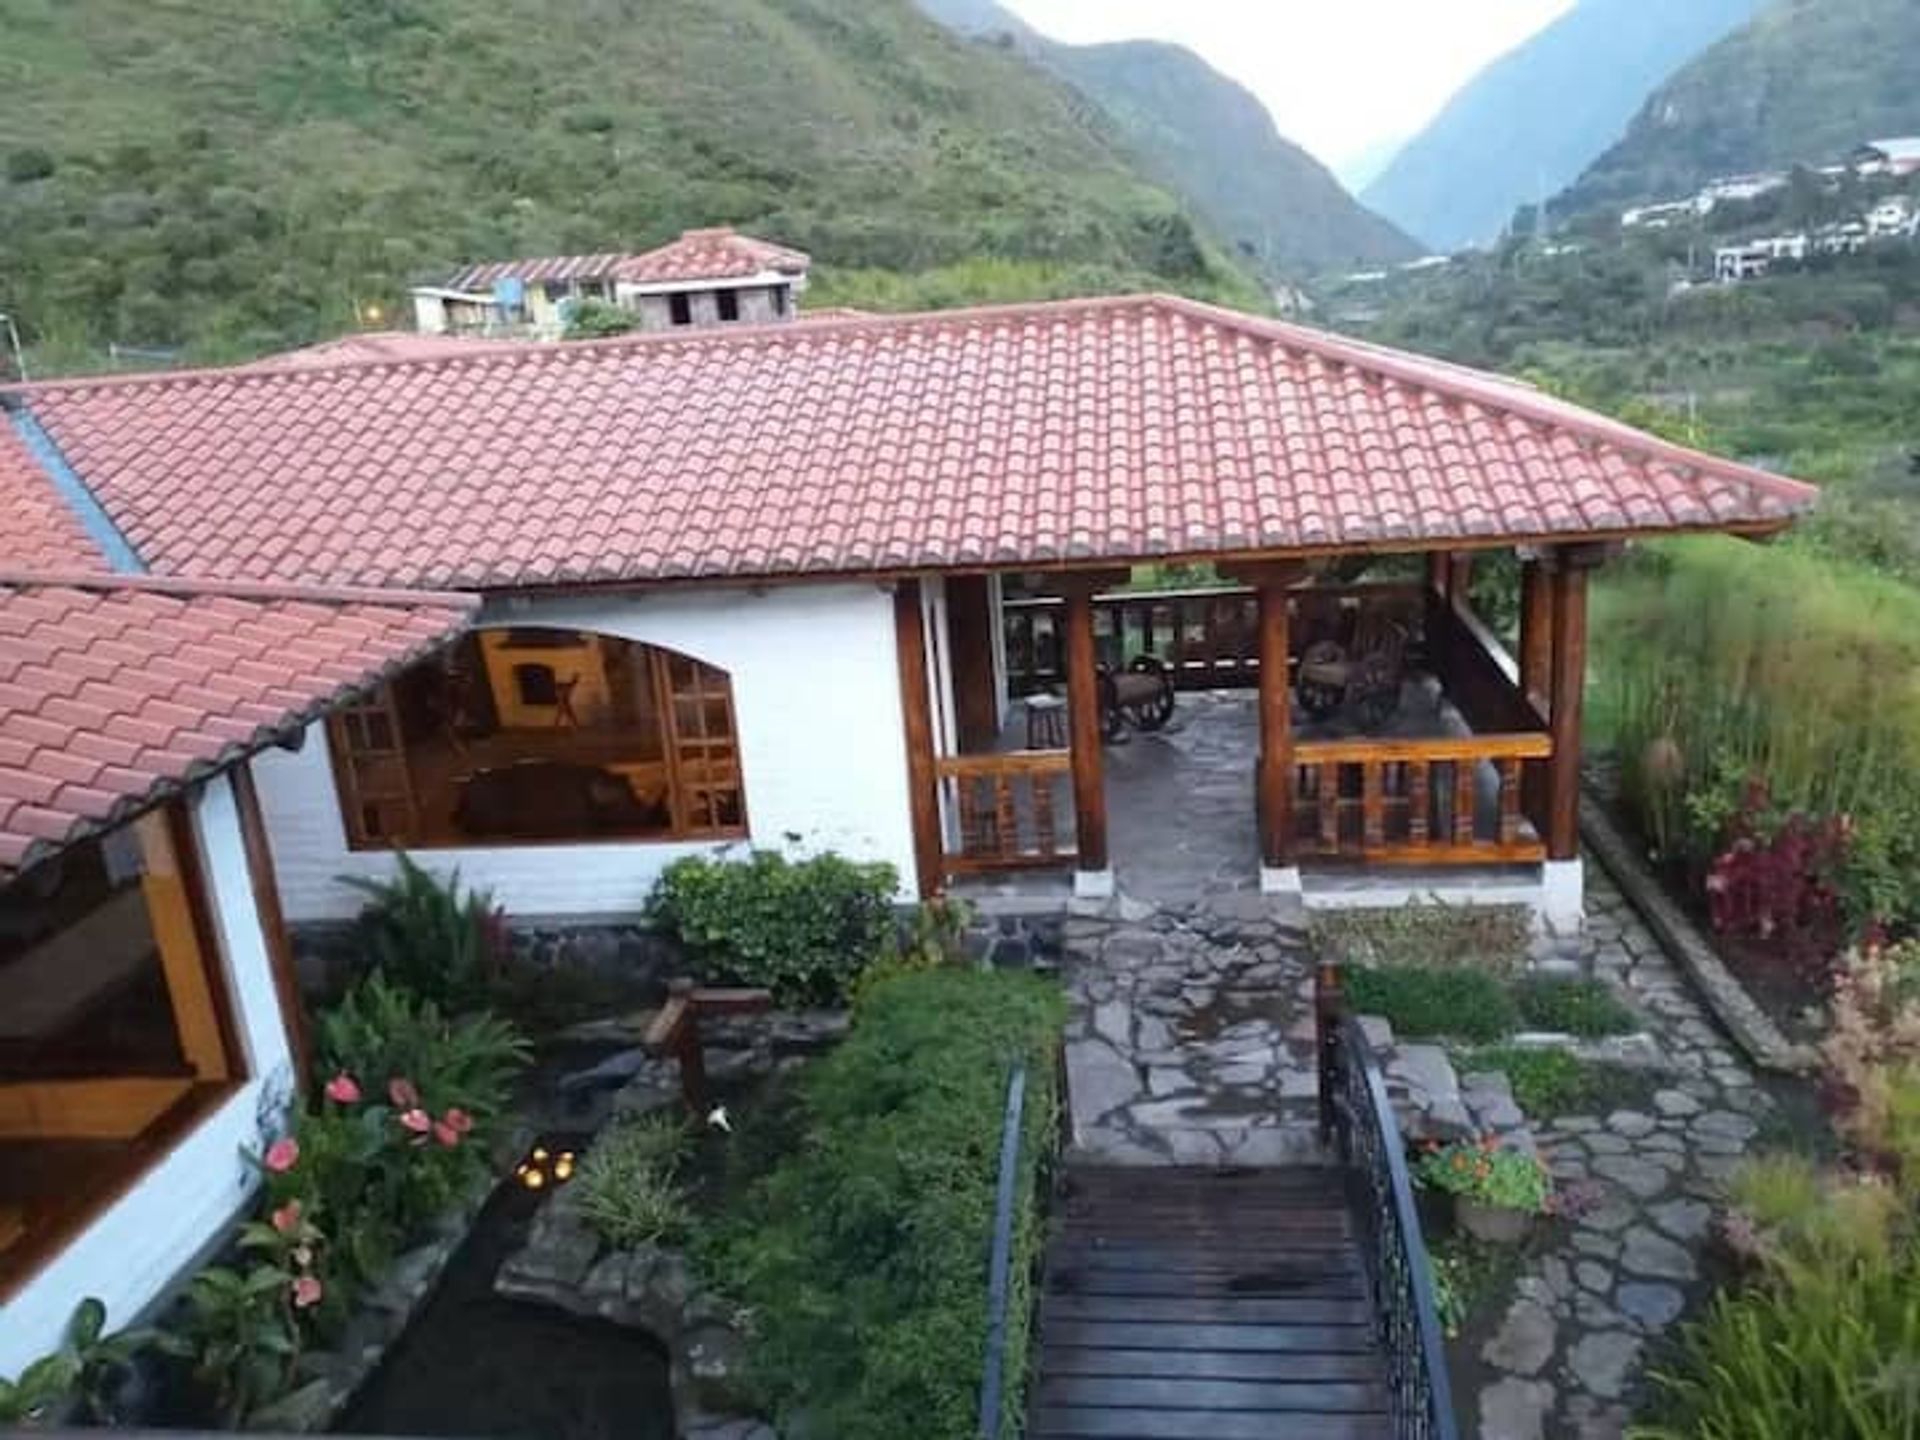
left=613, top=227, right=811, bottom=284
left=0, top=573, right=475, bottom=879
left=4, top=294, right=1817, bottom=592
left=445, top=254, right=635, bottom=290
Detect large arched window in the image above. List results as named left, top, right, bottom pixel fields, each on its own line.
left=328, top=629, right=746, bottom=848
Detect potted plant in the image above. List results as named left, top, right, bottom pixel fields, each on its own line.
left=1414, top=1136, right=1553, bottom=1244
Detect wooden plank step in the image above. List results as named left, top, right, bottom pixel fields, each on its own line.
left=1049, top=1244, right=1362, bottom=1274
left=1028, top=1404, right=1389, bottom=1439
left=1047, top=1268, right=1365, bottom=1300
left=1041, top=1295, right=1371, bottom=1326
left=1041, top=1320, right=1379, bottom=1354
left=1039, top=1348, right=1385, bottom=1383
left=1037, top=1374, right=1389, bottom=1413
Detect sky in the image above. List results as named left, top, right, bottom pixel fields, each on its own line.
left=1001, top=0, right=1576, bottom=189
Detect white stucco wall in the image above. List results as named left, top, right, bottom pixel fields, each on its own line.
left=0, top=774, right=297, bottom=1376
left=250, top=580, right=922, bottom=920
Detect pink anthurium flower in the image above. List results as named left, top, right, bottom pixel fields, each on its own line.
left=291, top=1274, right=323, bottom=1309
left=399, top=1107, right=432, bottom=1135
left=324, top=1073, right=361, bottom=1104
left=432, top=1119, right=460, bottom=1148
left=271, top=1201, right=303, bottom=1235
left=388, top=1077, right=420, bottom=1108
left=263, top=1137, right=300, bottom=1173
left=442, top=1108, right=473, bottom=1135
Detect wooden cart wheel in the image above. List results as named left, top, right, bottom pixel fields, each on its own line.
left=1351, top=652, right=1401, bottom=733
left=1124, top=655, right=1176, bottom=731
left=1096, top=666, right=1128, bottom=743
left=1297, top=639, right=1347, bottom=720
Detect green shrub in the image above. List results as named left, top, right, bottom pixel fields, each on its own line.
left=341, top=853, right=508, bottom=1011
left=1512, top=976, right=1637, bottom=1037
left=1461, top=1045, right=1658, bottom=1118
left=1312, top=902, right=1531, bottom=975
left=647, top=849, right=899, bottom=1005
left=575, top=1116, right=691, bottom=1249
left=700, top=969, right=1065, bottom=1440
left=317, top=974, right=531, bottom=1126
left=1342, top=965, right=1518, bottom=1041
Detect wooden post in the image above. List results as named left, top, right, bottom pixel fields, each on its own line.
left=1545, top=550, right=1593, bottom=861
left=1062, top=583, right=1109, bottom=875
left=893, top=580, right=945, bottom=899
left=1257, top=580, right=1294, bottom=868
left=231, top=760, right=311, bottom=1095
left=1518, top=553, right=1555, bottom=716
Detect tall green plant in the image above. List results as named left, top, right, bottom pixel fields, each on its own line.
left=340, top=854, right=508, bottom=1010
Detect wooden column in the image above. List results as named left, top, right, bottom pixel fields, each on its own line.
left=893, top=581, right=945, bottom=899
left=1545, top=551, right=1593, bottom=861
left=1517, top=553, right=1555, bottom=716
left=1257, top=581, right=1295, bottom=868
left=1061, top=582, right=1109, bottom=875
left=232, top=760, right=310, bottom=1094
left=944, top=574, right=1000, bottom=754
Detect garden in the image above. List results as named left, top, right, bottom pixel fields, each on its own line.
left=0, top=848, right=1063, bottom=1440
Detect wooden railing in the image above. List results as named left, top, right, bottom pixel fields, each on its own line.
left=1289, top=732, right=1552, bottom=864
left=1003, top=583, right=1426, bottom=696
left=938, top=751, right=1075, bottom=874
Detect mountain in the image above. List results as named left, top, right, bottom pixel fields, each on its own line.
left=1561, top=0, right=1920, bottom=216
left=1362, top=0, right=1764, bottom=252
left=915, top=0, right=1417, bottom=275
left=0, top=0, right=1264, bottom=364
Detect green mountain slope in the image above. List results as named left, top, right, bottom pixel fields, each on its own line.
left=0, top=0, right=1263, bottom=363
left=1364, top=0, right=1763, bottom=251
left=916, top=0, right=1416, bottom=275
left=1561, top=0, right=1920, bottom=215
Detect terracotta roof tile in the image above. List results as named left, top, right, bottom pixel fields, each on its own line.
left=0, top=572, right=474, bottom=879
left=7, top=296, right=1815, bottom=591
left=0, top=421, right=102, bottom=570
left=446, top=254, right=634, bottom=290
left=614, top=227, right=810, bottom=285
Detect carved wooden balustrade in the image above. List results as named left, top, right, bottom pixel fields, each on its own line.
left=937, top=750, right=1076, bottom=874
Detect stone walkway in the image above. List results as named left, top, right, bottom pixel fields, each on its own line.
left=1055, top=866, right=1776, bottom=1440
left=1472, top=866, right=1772, bottom=1440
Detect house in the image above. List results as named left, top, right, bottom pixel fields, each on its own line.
left=1621, top=200, right=1695, bottom=231
left=1868, top=196, right=1917, bottom=239
left=409, top=229, right=811, bottom=338
left=1693, top=173, right=1790, bottom=213
left=0, top=295, right=1817, bottom=948
left=1854, top=138, right=1920, bottom=179
left=0, top=417, right=474, bottom=1370
left=1714, top=234, right=1809, bottom=283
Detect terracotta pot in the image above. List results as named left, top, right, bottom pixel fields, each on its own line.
left=1455, top=1196, right=1534, bottom=1244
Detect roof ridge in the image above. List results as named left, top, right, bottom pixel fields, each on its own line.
left=0, top=568, right=480, bottom=610
left=1148, top=294, right=1815, bottom=505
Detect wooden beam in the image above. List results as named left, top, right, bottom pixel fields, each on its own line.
left=1256, top=580, right=1294, bottom=867
left=1218, top=558, right=1311, bottom=589
left=893, top=581, right=946, bottom=899
left=944, top=574, right=1000, bottom=753
left=1518, top=555, right=1555, bottom=714
left=1062, top=585, right=1109, bottom=874
left=232, top=761, right=311, bottom=1095
left=1037, top=568, right=1133, bottom=598
left=1545, top=552, right=1592, bottom=860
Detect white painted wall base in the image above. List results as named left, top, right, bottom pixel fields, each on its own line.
left=1260, top=865, right=1304, bottom=897
left=1074, top=867, right=1116, bottom=900
left=1541, top=858, right=1586, bottom=934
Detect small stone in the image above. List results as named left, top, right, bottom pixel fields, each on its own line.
left=1605, top=1109, right=1657, bottom=1138
left=1653, top=1088, right=1702, bottom=1118
left=1568, top=1330, right=1642, bottom=1399
left=1576, top=1260, right=1611, bottom=1293
left=1479, top=1376, right=1555, bottom=1440
left=1616, top=1281, right=1685, bottom=1329
left=1573, top=1231, right=1620, bottom=1260
left=1482, top=1298, right=1557, bottom=1375
left=1092, top=999, right=1131, bottom=1049
left=1590, top=1154, right=1671, bottom=1200
left=1648, top=1198, right=1712, bottom=1243
left=1065, top=1039, right=1142, bottom=1133
left=1620, top=1226, right=1697, bottom=1281
left=1693, top=1110, right=1759, bottom=1141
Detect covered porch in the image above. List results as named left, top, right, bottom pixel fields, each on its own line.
left=893, top=547, right=1602, bottom=923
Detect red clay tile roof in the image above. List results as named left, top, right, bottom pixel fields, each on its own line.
left=614, top=227, right=810, bottom=285
left=244, top=331, right=539, bottom=371
left=7, top=295, right=1816, bottom=591
left=0, top=423, right=102, bottom=571
left=0, top=573, right=475, bottom=879
left=446, top=254, right=633, bottom=290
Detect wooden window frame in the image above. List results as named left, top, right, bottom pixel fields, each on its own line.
left=0, top=798, right=247, bottom=1299
left=329, top=634, right=750, bottom=852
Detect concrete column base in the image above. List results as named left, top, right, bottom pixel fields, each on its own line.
left=1260, top=865, right=1304, bottom=897
left=1541, top=857, right=1585, bottom=933
left=1073, top=867, right=1116, bottom=900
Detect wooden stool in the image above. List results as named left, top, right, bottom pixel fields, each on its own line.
left=1025, top=693, right=1067, bottom=749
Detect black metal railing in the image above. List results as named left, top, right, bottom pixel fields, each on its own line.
left=1316, top=963, right=1459, bottom=1440
left=976, top=1059, right=1030, bottom=1440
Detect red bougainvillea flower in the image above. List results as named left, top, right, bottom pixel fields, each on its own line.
left=442, top=1108, right=474, bottom=1135
left=432, top=1119, right=461, bottom=1148
left=264, top=1137, right=300, bottom=1173
left=399, top=1108, right=432, bottom=1135
left=291, top=1274, right=323, bottom=1309
left=271, top=1200, right=303, bottom=1235
left=325, top=1073, right=362, bottom=1104
left=389, top=1077, right=420, bottom=1108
